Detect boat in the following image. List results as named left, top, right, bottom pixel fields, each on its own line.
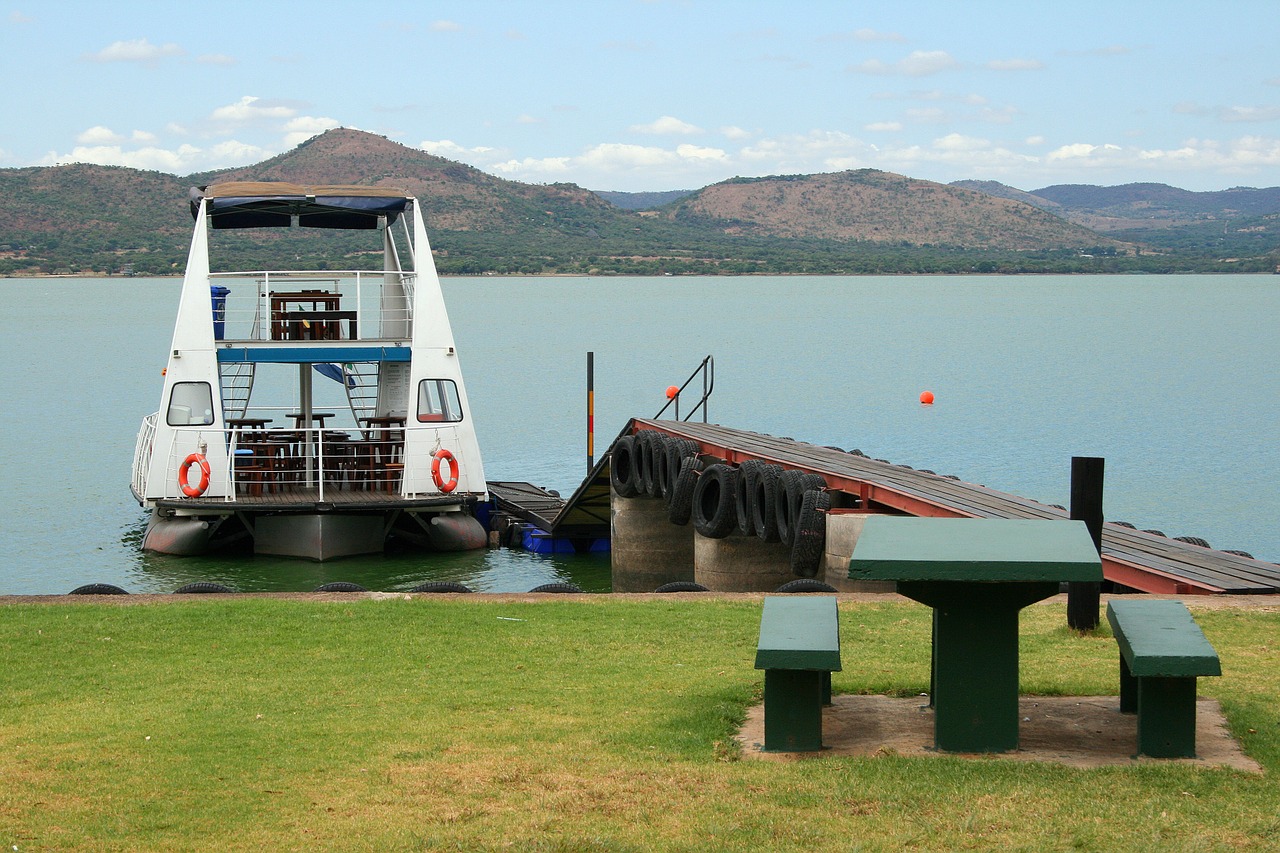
left=130, top=182, right=489, bottom=559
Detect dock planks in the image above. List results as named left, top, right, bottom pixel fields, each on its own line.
left=624, top=419, right=1280, bottom=595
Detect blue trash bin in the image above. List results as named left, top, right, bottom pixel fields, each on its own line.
left=210, top=285, right=231, bottom=340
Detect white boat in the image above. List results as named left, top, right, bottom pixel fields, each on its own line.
left=130, top=182, right=489, bottom=559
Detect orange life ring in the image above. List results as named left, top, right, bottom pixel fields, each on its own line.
left=178, top=453, right=211, bottom=497
left=431, top=448, right=459, bottom=493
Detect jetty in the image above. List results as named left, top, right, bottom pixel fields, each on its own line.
left=503, top=419, right=1279, bottom=596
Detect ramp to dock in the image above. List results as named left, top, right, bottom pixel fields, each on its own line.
left=549, top=419, right=1279, bottom=596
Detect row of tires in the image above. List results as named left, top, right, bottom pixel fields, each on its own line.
left=65, top=581, right=587, bottom=595
left=611, top=429, right=832, bottom=579
left=64, top=579, right=839, bottom=595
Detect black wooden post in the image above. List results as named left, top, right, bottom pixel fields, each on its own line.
left=1067, top=456, right=1105, bottom=631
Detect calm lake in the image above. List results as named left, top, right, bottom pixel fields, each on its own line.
left=0, top=274, right=1276, bottom=594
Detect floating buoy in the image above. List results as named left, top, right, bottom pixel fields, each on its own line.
left=665, top=385, right=679, bottom=399
left=920, top=390, right=935, bottom=405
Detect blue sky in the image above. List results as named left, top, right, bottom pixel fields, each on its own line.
left=3, top=1, right=1278, bottom=192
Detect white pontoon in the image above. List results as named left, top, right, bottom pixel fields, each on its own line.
left=130, top=182, right=488, bottom=559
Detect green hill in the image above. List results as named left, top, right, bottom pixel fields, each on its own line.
left=2, top=128, right=1276, bottom=276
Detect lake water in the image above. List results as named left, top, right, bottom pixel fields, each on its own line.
left=1, top=274, right=1276, bottom=594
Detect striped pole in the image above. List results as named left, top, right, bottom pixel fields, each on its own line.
left=587, top=352, right=595, bottom=474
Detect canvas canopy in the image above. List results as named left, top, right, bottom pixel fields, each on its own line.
left=189, top=182, right=411, bottom=229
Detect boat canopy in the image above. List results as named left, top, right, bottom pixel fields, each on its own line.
left=189, top=181, right=411, bottom=229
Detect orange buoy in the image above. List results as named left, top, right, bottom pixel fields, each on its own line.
left=920, top=390, right=935, bottom=405
left=665, top=385, right=679, bottom=399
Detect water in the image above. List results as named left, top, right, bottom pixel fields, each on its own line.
left=1, top=275, right=1276, bottom=594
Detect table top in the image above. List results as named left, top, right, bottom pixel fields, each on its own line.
left=848, top=517, right=1102, bottom=583
left=226, top=417, right=272, bottom=427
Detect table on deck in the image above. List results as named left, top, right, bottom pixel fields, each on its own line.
left=848, top=516, right=1102, bottom=753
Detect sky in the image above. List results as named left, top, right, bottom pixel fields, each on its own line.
left=3, top=1, right=1279, bottom=193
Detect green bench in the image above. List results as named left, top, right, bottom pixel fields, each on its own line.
left=754, top=595, right=841, bottom=752
left=1106, top=600, right=1222, bottom=758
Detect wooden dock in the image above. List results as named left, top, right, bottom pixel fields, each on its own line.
left=544, top=419, right=1279, bottom=596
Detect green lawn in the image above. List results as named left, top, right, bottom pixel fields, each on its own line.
left=1, top=597, right=1277, bottom=851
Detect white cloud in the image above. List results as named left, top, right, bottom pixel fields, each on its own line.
left=1217, top=106, right=1280, bottom=123
left=516, top=114, right=542, bottom=125
left=197, top=53, right=237, bottom=66
left=1046, top=142, right=1122, bottom=162
left=420, top=139, right=495, bottom=158
left=210, top=96, right=297, bottom=126
left=430, top=20, right=462, bottom=32
left=282, top=115, right=341, bottom=147
left=675, top=144, right=727, bottom=162
left=77, top=126, right=124, bottom=145
left=933, top=133, right=990, bottom=152
left=851, top=50, right=961, bottom=77
left=131, top=130, right=158, bottom=144
left=89, top=38, right=184, bottom=63
left=10, top=11, right=33, bottom=23
left=490, top=156, right=572, bottom=176
left=720, top=126, right=752, bottom=140
left=629, top=116, right=702, bottom=135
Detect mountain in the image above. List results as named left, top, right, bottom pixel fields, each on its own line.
left=593, top=189, right=695, bottom=210
left=953, top=179, right=1280, bottom=232
left=671, top=170, right=1109, bottom=250
left=2, top=128, right=1276, bottom=276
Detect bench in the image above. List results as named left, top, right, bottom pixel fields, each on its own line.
left=1105, top=600, right=1222, bottom=758
left=753, top=595, right=841, bottom=752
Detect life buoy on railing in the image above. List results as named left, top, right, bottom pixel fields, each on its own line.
left=178, top=453, right=211, bottom=498
left=432, top=448, right=459, bottom=493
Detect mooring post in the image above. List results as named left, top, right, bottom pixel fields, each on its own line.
left=1067, top=456, right=1104, bottom=631
left=586, top=351, right=595, bottom=475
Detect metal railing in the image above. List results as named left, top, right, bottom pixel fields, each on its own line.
left=653, top=355, right=714, bottom=422
left=208, top=270, right=417, bottom=344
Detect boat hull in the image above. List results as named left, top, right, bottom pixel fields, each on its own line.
left=255, top=513, right=387, bottom=560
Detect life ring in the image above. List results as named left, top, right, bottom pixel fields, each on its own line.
left=178, top=453, right=211, bottom=497
left=431, top=448, right=459, bottom=493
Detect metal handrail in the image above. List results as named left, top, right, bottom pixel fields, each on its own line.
left=653, top=355, right=714, bottom=422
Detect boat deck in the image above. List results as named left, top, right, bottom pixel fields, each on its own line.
left=596, top=419, right=1280, bottom=595
left=157, top=487, right=467, bottom=513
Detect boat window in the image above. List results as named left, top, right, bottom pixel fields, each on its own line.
left=166, top=382, right=215, bottom=426
left=417, top=379, right=463, bottom=423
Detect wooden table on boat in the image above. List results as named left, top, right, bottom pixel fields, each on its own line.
left=848, top=516, right=1102, bottom=753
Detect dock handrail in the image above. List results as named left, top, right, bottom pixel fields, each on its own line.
left=654, top=355, right=714, bottom=422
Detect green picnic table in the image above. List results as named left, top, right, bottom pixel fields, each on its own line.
left=849, top=516, right=1102, bottom=753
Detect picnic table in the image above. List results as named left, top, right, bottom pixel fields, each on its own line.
left=848, top=516, right=1102, bottom=753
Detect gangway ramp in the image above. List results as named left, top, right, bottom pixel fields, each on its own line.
left=552, top=419, right=1277, bottom=595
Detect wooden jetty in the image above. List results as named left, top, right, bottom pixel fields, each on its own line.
left=528, top=419, right=1279, bottom=596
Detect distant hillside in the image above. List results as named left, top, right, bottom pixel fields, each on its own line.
left=954, top=179, right=1280, bottom=231
left=592, top=189, right=694, bottom=210
left=673, top=170, right=1112, bottom=250
left=3, top=128, right=1277, bottom=276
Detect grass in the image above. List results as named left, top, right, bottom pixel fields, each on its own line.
left=1, top=596, right=1277, bottom=851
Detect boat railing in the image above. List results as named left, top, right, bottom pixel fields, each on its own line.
left=209, top=270, right=416, bottom=344
left=149, top=425, right=451, bottom=502
left=131, top=413, right=158, bottom=498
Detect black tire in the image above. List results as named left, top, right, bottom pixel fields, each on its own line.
left=1142, top=529, right=1166, bottom=537
left=791, top=489, right=831, bottom=579
left=635, top=430, right=660, bottom=497
left=735, top=460, right=766, bottom=537
left=68, top=583, right=129, bottom=595
left=692, top=464, right=739, bottom=539
left=653, top=581, right=710, bottom=593
left=173, top=582, right=234, bottom=594
left=609, top=435, right=642, bottom=498
left=1174, top=535, right=1211, bottom=548
left=667, top=457, right=699, bottom=525
left=662, top=438, right=700, bottom=508
left=752, top=464, right=783, bottom=543
left=409, top=581, right=473, bottom=593
left=1223, top=549, right=1254, bottom=559
left=1111, top=521, right=1136, bottom=529
left=775, top=470, right=825, bottom=547
left=313, top=582, right=367, bottom=592
left=528, top=582, right=584, bottom=594
left=774, top=579, right=838, bottom=594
